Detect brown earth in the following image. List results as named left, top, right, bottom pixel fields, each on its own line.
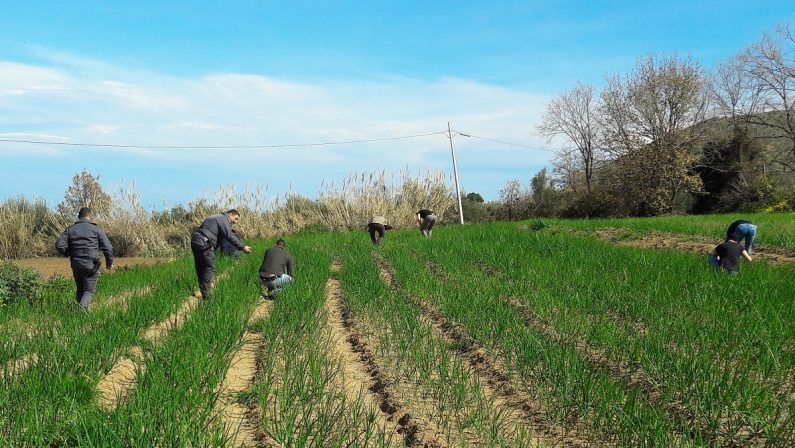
left=212, top=297, right=274, bottom=447
left=324, top=269, right=443, bottom=448
left=10, top=257, right=169, bottom=278
left=323, top=276, right=408, bottom=446
left=215, top=332, right=265, bottom=448
left=0, top=352, right=38, bottom=380
left=559, top=226, right=795, bottom=265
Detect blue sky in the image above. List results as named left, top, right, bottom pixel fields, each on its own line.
left=1, top=1, right=794, bottom=207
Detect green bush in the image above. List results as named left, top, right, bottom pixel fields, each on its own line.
left=0, top=262, right=45, bottom=305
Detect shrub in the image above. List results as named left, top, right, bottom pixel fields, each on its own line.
left=0, top=262, right=45, bottom=306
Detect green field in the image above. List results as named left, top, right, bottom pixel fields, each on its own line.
left=550, top=212, right=795, bottom=252
left=1, top=217, right=793, bottom=447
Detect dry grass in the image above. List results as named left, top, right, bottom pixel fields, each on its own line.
left=0, top=170, right=454, bottom=259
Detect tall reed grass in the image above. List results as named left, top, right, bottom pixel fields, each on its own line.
left=0, top=170, right=454, bottom=259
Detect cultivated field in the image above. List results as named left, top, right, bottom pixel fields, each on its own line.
left=1, top=215, right=793, bottom=447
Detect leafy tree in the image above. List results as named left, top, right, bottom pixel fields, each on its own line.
left=465, top=192, right=484, bottom=202
left=56, top=169, right=112, bottom=218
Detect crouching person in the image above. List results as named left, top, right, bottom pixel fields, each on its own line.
left=259, top=239, right=294, bottom=297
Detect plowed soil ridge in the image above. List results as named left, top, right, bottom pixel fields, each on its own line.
left=95, top=294, right=199, bottom=411
left=325, top=272, right=443, bottom=447
left=97, top=286, right=153, bottom=312
left=474, top=259, right=756, bottom=447
left=95, top=346, right=145, bottom=411
left=215, top=331, right=265, bottom=448
left=0, top=352, right=38, bottom=380
left=323, top=277, right=407, bottom=446
left=562, top=226, right=795, bottom=265
left=374, top=254, right=590, bottom=448
left=212, top=297, right=275, bottom=448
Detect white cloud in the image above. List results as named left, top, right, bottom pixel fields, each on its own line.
left=0, top=52, right=556, bottom=202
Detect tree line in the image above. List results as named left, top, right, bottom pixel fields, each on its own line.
left=485, top=23, right=795, bottom=220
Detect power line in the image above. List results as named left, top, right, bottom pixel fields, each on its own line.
left=0, top=131, right=446, bottom=149
left=0, top=129, right=556, bottom=153
left=456, top=131, right=555, bottom=152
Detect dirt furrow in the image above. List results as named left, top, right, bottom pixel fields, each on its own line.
left=0, top=352, right=38, bottom=380
left=374, top=254, right=590, bottom=447
left=325, top=272, right=444, bottom=447
left=96, top=286, right=153, bottom=312
left=215, top=331, right=265, bottom=447
left=95, top=286, right=210, bottom=411
left=95, top=346, right=145, bottom=411
left=213, top=297, right=275, bottom=448
left=558, top=226, right=795, bottom=265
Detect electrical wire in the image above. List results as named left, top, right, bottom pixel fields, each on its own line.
left=0, top=131, right=446, bottom=149
left=456, top=131, right=555, bottom=152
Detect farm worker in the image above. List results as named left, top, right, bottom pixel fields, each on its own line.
left=725, top=220, right=757, bottom=255
left=366, top=216, right=393, bottom=245
left=415, top=209, right=437, bottom=238
left=259, top=239, right=294, bottom=295
left=217, top=228, right=243, bottom=260
left=191, top=209, right=251, bottom=298
left=55, top=207, right=114, bottom=312
left=711, top=237, right=753, bottom=275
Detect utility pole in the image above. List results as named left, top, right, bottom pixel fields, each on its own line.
left=447, top=121, right=465, bottom=224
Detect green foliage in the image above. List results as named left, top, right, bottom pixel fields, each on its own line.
left=56, top=169, right=112, bottom=218
left=0, top=262, right=45, bottom=305
left=528, top=219, right=549, bottom=231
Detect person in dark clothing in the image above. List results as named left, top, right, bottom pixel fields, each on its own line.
left=365, top=216, right=393, bottom=245
left=217, top=228, right=243, bottom=260
left=415, top=209, right=437, bottom=238
left=191, top=209, right=251, bottom=298
left=725, top=220, right=757, bottom=255
left=56, top=207, right=114, bottom=312
left=259, top=239, right=294, bottom=296
left=712, top=238, right=753, bottom=274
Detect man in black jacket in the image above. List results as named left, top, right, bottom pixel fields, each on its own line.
left=191, top=209, right=252, bottom=298
left=56, top=207, right=114, bottom=312
left=259, top=239, right=294, bottom=296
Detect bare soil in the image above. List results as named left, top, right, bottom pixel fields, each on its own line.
left=323, top=276, right=407, bottom=446
left=95, top=346, right=145, bottom=411
left=324, top=268, right=443, bottom=447
left=562, top=226, right=795, bottom=265
left=0, top=352, right=38, bottom=380
left=10, top=257, right=169, bottom=278
left=215, top=332, right=265, bottom=448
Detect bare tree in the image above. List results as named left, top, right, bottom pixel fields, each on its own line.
left=598, top=54, right=708, bottom=213
left=537, top=82, right=600, bottom=192
left=740, top=24, right=795, bottom=170
left=710, top=55, right=757, bottom=128
left=499, top=179, right=523, bottom=221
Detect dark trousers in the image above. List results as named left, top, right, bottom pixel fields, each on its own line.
left=191, top=237, right=215, bottom=297
left=368, top=223, right=385, bottom=245
left=72, top=261, right=99, bottom=309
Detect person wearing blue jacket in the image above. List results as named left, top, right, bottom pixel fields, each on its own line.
left=191, top=209, right=251, bottom=298
left=56, top=207, right=114, bottom=312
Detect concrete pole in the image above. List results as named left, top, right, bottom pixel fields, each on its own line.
left=448, top=122, right=465, bottom=224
